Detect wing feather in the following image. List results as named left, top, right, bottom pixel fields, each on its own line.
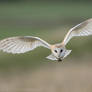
left=0, top=36, right=50, bottom=54
left=62, top=18, right=92, bottom=45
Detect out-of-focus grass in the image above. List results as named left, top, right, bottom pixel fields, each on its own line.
left=0, top=2, right=92, bottom=19
left=0, top=62, right=92, bottom=92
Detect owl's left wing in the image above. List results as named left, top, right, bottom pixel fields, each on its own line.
left=62, top=18, right=92, bottom=45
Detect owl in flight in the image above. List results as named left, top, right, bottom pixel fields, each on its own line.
left=0, top=19, right=92, bottom=62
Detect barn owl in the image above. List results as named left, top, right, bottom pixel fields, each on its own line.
left=0, top=18, right=92, bottom=62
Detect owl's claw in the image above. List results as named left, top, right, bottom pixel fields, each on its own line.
left=58, top=58, right=62, bottom=62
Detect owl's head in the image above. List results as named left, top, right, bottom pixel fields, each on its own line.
left=51, top=44, right=66, bottom=59
left=48, top=44, right=72, bottom=61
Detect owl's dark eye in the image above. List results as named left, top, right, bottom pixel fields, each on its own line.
left=54, top=50, right=57, bottom=53
left=60, top=49, right=63, bottom=53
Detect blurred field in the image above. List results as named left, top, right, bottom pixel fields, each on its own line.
left=0, top=60, right=92, bottom=92
left=0, top=1, right=92, bottom=92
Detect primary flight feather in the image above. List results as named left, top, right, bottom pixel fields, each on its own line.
left=0, top=18, right=92, bottom=61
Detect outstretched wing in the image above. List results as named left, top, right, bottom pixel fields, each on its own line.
left=62, top=18, right=92, bottom=45
left=0, top=36, right=50, bottom=54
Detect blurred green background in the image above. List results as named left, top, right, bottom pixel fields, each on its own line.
left=0, top=0, right=92, bottom=92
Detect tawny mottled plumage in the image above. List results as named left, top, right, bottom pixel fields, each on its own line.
left=0, top=19, right=92, bottom=61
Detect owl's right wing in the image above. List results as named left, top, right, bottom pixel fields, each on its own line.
left=0, top=36, right=51, bottom=54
